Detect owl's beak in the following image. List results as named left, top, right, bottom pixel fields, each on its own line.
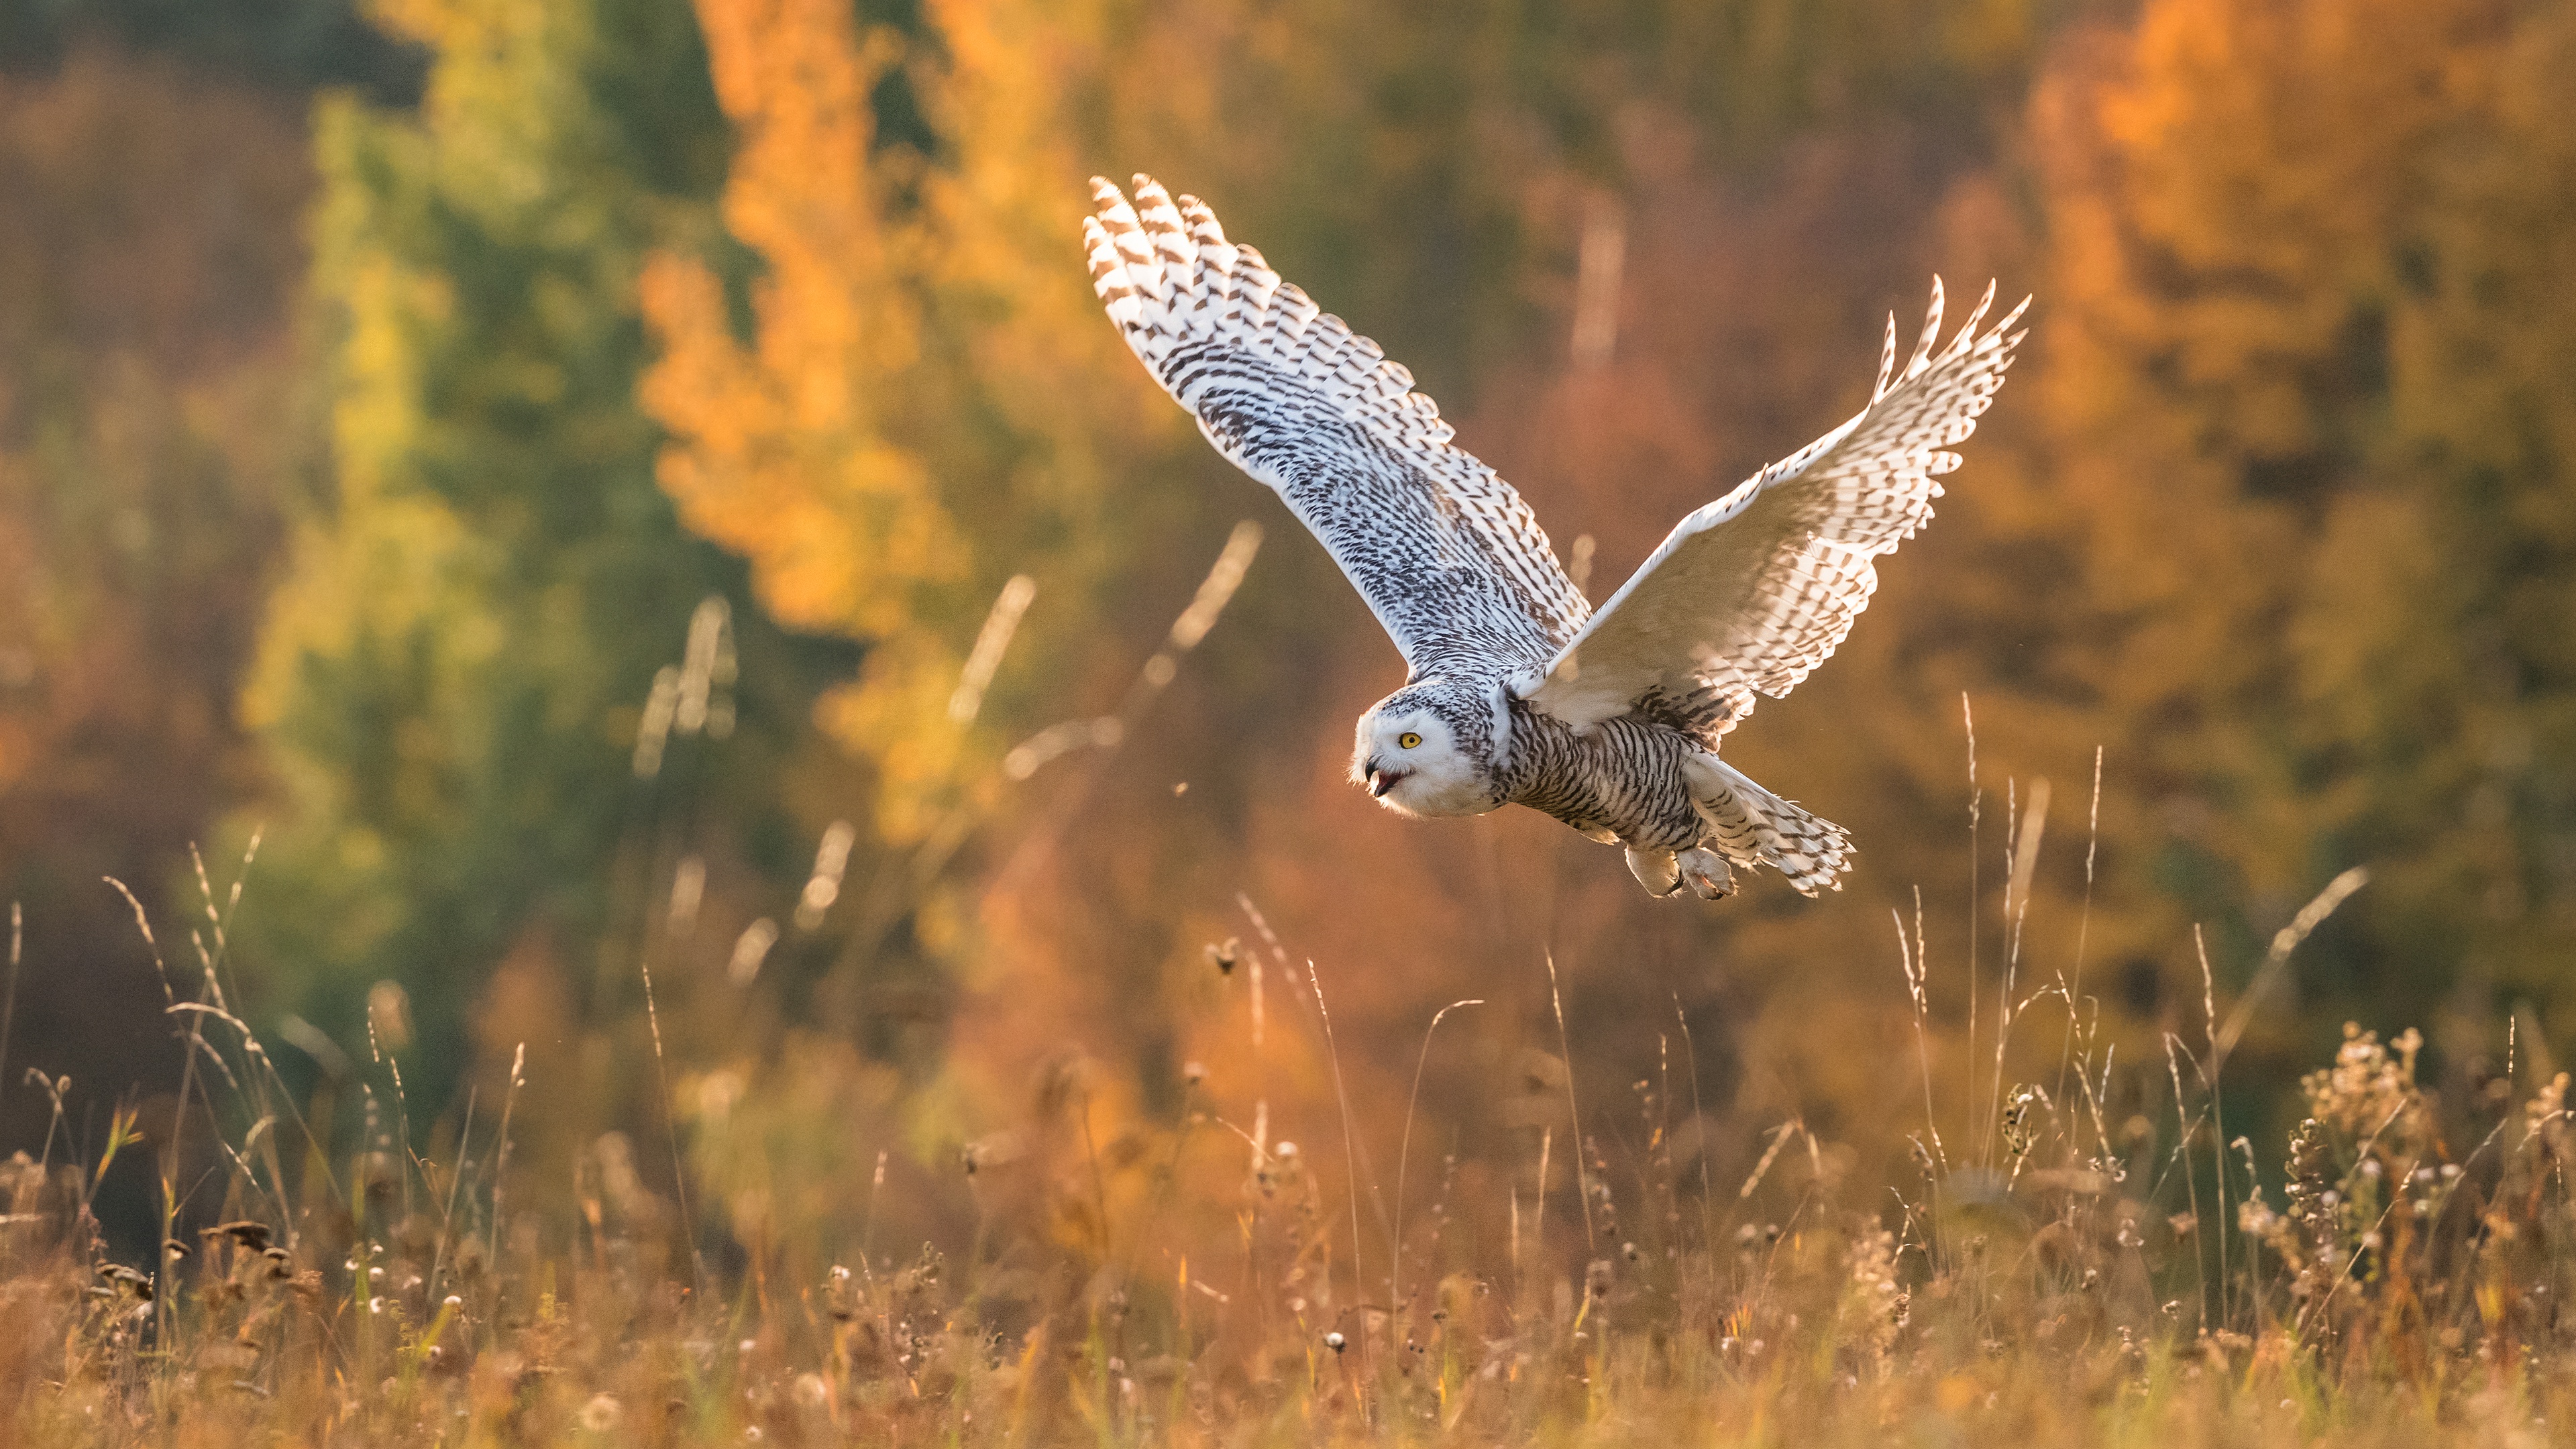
left=1366, top=763, right=1409, bottom=798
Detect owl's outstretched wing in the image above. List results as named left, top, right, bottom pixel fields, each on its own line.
left=1085, top=176, right=1586, bottom=679
left=1523, top=281, right=2028, bottom=733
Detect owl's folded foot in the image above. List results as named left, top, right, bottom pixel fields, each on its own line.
left=1679, top=848, right=1736, bottom=901
left=1624, top=847, right=1684, bottom=897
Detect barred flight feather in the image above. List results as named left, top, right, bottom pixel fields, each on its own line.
left=1085, top=176, right=1584, bottom=680
left=1525, top=277, right=2029, bottom=735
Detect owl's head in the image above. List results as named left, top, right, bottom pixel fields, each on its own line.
left=1352, top=682, right=1501, bottom=818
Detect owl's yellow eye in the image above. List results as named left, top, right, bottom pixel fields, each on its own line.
left=1398, top=731, right=1423, bottom=749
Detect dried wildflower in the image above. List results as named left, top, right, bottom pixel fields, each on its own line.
left=2524, top=1073, right=2571, bottom=1157
left=217, top=1220, right=272, bottom=1251
left=1204, top=938, right=1240, bottom=974
left=97, top=1263, right=152, bottom=1301
left=1324, top=1331, right=1346, bottom=1354
left=580, top=1393, right=623, bottom=1431
left=2301, top=1024, right=2428, bottom=1149
left=2285, top=1118, right=2330, bottom=1229
left=2001, top=1086, right=2039, bottom=1158
left=1839, top=1226, right=1903, bottom=1363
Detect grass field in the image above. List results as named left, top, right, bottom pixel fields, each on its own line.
left=3, top=880, right=2572, bottom=1448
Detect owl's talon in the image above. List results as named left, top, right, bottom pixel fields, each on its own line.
left=1679, top=848, right=1735, bottom=901
left=1625, top=847, right=1684, bottom=897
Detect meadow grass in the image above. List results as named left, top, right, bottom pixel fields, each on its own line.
left=4, top=792, right=2573, bottom=1444
left=3, top=943, right=2572, bottom=1446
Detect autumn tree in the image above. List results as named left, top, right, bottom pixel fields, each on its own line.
left=233, top=0, right=853, bottom=1136
left=2020, top=0, right=2576, bottom=1093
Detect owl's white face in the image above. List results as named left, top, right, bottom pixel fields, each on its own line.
left=1353, top=703, right=1492, bottom=817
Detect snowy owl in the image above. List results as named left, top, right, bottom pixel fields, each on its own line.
left=1083, top=176, right=2026, bottom=900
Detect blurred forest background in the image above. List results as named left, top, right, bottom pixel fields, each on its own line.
left=1, top=0, right=2572, bottom=1277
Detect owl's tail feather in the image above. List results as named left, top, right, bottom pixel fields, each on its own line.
left=1682, top=753, right=1852, bottom=897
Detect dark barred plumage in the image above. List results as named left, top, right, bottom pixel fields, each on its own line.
left=1499, top=705, right=1699, bottom=850
left=1084, top=175, right=2025, bottom=899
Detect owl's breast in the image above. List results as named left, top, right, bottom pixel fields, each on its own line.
left=1501, top=706, right=1703, bottom=851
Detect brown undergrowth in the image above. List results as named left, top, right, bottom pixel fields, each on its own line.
left=3, top=985, right=2573, bottom=1446
left=3, top=829, right=2571, bottom=1446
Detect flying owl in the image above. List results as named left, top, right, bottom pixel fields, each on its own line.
left=1083, top=176, right=2027, bottom=900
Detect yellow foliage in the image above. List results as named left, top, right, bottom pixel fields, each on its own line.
left=2025, top=0, right=2576, bottom=1014
left=640, top=0, right=953, bottom=640
left=641, top=0, right=1183, bottom=851
left=814, top=635, right=984, bottom=847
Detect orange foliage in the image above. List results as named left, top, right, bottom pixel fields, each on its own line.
left=2023, top=0, right=2574, bottom=1040
left=639, top=0, right=977, bottom=852
left=639, top=0, right=949, bottom=641
left=642, top=0, right=1186, bottom=859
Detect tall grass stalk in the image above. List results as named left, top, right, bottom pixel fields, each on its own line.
left=2195, top=924, right=2230, bottom=1324
left=1960, top=692, right=1985, bottom=1167
left=1543, top=949, right=1594, bottom=1250
left=637, top=928, right=700, bottom=1291
left=1303, top=957, right=1368, bottom=1320
left=1391, top=998, right=1480, bottom=1308
left=0, top=902, right=16, bottom=1115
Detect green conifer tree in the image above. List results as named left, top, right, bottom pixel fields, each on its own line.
left=234, top=0, right=847, bottom=1116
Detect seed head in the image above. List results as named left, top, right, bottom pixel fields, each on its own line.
left=97, top=1264, right=152, bottom=1301
left=219, top=1221, right=272, bottom=1252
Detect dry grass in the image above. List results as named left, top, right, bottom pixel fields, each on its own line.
left=3, top=806, right=2570, bottom=1444
left=4, top=977, right=2575, bottom=1448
